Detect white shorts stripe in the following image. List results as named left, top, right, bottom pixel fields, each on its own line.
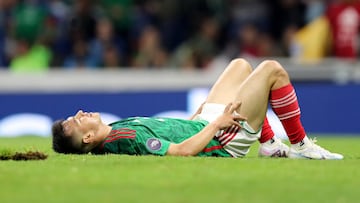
left=221, top=126, right=240, bottom=146
left=194, top=103, right=261, bottom=157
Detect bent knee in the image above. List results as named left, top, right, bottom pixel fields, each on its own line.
left=229, top=58, right=252, bottom=73
left=258, top=60, right=288, bottom=77
left=259, top=60, right=282, bottom=69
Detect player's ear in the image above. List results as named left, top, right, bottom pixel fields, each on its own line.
left=82, top=131, right=95, bottom=144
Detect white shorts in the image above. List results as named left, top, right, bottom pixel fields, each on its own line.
left=194, top=103, right=262, bottom=157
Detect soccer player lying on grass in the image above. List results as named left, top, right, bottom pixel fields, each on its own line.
left=52, top=58, right=343, bottom=159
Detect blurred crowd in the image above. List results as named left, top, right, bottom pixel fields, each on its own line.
left=0, top=0, right=359, bottom=72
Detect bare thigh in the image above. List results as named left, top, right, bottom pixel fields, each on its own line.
left=233, top=67, right=273, bottom=130
left=206, top=59, right=253, bottom=104
left=206, top=60, right=275, bottom=131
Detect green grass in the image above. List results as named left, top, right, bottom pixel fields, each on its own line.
left=0, top=135, right=359, bottom=203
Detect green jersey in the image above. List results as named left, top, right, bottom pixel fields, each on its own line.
left=91, top=117, right=232, bottom=157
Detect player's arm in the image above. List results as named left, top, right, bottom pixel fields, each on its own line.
left=167, top=102, right=246, bottom=156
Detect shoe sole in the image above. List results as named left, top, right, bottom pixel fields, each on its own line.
left=288, top=153, right=318, bottom=159
left=289, top=152, right=343, bottom=160
left=259, top=149, right=288, bottom=158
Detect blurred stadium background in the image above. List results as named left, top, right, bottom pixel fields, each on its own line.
left=0, top=0, right=360, bottom=137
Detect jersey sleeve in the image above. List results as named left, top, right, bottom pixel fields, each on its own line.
left=121, top=135, right=171, bottom=156
left=102, top=130, right=172, bottom=156
left=142, top=137, right=171, bottom=156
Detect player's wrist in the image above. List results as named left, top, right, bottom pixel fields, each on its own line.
left=209, top=121, right=222, bottom=131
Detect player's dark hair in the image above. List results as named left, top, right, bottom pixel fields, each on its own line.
left=52, top=119, right=84, bottom=154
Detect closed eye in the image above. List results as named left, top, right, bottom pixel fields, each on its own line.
left=74, top=118, right=81, bottom=125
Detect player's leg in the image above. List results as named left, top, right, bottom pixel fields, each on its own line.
left=205, top=58, right=289, bottom=136
left=258, top=117, right=289, bottom=157
left=208, top=59, right=289, bottom=157
left=205, top=58, right=253, bottom=104
left=203, top=59, right=291, bottom=157
left=206, top=59, right=286, bottom=131
left=206, top=59, right=342, bottom=159
left=248, top=60, right=342, bottom=159
left=203, top=58, right=288, bottom=157
left=236, top=60, right=292, bottom=130
left=253, top=60, right=301, bottom=158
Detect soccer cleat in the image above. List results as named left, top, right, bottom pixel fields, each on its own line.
left=259, top=137, right=289, bottom=158
left=288, top=137, right=343, bottom=160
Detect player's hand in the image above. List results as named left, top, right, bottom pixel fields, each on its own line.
left=212, top=102, right=247, bottom=130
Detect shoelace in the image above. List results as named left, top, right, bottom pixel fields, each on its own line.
left=309, top=137, right=331, bottom=154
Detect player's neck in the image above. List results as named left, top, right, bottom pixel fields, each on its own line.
left=98, top=124, right=112, bottom=141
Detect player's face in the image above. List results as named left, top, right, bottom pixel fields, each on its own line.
left=62, top=110, right=102, bottom=140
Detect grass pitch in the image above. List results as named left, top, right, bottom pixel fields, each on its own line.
left=0, top=135, right=359, bottom=203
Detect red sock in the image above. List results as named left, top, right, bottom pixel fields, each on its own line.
left=259, top=117, right=274, bottom=143
left=270, top=84, right=305, bottom=144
